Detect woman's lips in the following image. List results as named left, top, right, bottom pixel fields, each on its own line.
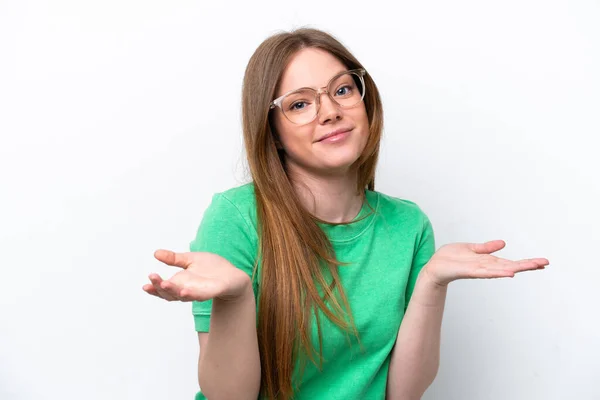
left=318, top=129, right=351, bottom=144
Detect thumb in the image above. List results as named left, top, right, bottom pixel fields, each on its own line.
left=469, top=240, right=506, bottom=254
left=154, top=249, right=192, bottom=269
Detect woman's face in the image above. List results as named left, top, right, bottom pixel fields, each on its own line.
left=271, top=48, right=370, bottom=177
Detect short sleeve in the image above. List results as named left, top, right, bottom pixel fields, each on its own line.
left=404, top=212, right=436, bottom=312
left=189, top=193, right=258, bottom=332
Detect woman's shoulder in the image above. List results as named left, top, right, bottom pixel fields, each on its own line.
left=372, top=190, right=429, bottom=223
left=215, top=181, right=256, bottom=206
left=207, top=182, right=258, bottom=224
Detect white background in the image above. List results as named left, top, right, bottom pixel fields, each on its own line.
left=1, top=1, right=599, bottom=399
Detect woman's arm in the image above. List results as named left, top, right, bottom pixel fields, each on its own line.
left=198, top=282, right=261, bottom=400
left=386, top=240, right=548, bottom=400
left=386, top=269, right=447, bottom=400
left=143, top=250, right=262, bottom=400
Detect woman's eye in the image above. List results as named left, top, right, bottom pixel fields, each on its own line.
left=336, top=85, right=352, bottom=96
left=290, top=101, right=307, bottom=110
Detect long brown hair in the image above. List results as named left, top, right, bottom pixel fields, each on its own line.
left=241, top=27, right=384, bottom=399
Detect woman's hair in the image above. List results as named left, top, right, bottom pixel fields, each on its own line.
left=241, top=27, right=383, bottom=399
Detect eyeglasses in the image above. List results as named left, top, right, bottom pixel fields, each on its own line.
left=269, top=68, right=367, bottom=125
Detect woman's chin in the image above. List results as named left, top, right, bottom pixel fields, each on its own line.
left=318, top=156, right=361, bottom=175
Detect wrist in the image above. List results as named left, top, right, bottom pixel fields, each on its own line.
left=409, top=268, right=448, bottom=308
left=215, top=278, right=254, bottom=304
left=421, top=264, right=450, bottom=289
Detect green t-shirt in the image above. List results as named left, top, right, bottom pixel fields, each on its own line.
left=190, top=183, right=435, bottom=400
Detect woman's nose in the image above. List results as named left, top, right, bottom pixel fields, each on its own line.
left=317, top=92, right=342, bottom=124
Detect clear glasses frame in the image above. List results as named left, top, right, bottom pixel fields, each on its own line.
left=268, top=68, right=367, bottom=125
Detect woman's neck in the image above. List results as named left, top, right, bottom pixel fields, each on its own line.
left=288, top=167, right=363, bottom=224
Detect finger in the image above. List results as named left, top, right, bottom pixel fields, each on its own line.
left=471, top=267, right=515, bottom=279
left=154, top=249, right=192, bottom=269
left=522, top=258, right=550, bottom=266
left=142, top=284, right=161, bottom=297
left=178, top=286, right=200, bottom=302
left=178, top=282, right=219, bottom=302
left=149, top=273, right=178, bottom=301
left=159, top=280, right=187, bottom=300
left=469, top=240, right=506, bottom=255
left=146, top=285, right=175, bottom=301
left=497, top=258, right=549, bottom=273
left=518, top=258, right=549, bottom=270
left=514, top=260, right=548, bottom=274
left=143, top=284, right=175, bottom=300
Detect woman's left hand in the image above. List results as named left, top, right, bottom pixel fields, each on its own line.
left=423, top=240, right=549, bottom=287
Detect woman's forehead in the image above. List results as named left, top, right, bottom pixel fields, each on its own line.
left=277, top=48, right=347, bottom=95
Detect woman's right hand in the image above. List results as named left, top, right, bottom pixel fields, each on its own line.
left=142, top=250, right=253, bottom=302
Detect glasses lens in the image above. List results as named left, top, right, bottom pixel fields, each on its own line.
left=281, top=88, right=318, bottom=125
left=280, top=71, right=366, bottom=125
left=328, top=72, right=365, bottom=108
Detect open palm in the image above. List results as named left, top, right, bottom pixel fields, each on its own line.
left=142, top=250, right=251, bottom=302
left=424, top=240, right=549, bottom=286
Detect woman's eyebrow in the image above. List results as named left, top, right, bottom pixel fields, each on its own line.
left=284, top=69, right=349, bottom=93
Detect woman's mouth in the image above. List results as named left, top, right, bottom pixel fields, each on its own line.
left=317, top=128, right=352, bottom=144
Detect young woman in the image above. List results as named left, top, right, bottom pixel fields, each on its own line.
left=143, top=28, right=549, bottom=400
